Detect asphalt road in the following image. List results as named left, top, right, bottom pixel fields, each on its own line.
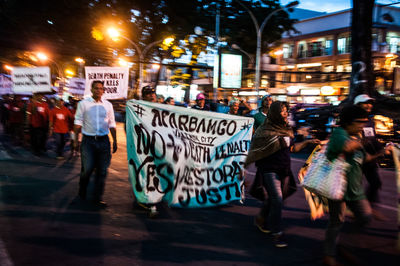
left=0, top=123, right=398, bottom=266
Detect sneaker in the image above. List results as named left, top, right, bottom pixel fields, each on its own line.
left=92, top=200, right=107, bottom=209
left=148, top=206, right=159, bottom=218
left=272, top=232, right=288, bottom=248
left=254, top=217, right=271, bottom=234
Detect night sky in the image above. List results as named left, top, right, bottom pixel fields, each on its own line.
left=280, top=0, right=400, bottom=12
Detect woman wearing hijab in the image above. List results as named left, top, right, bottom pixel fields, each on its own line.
left=245, top=101, right=318, bottom=248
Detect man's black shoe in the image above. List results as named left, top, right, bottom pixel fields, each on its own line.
left=92, top=200, right=107, bottom=209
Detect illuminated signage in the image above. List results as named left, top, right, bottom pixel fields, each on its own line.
left=300, top=89, right=320, bottom=95
left=220, top=54, right=242, bottom=89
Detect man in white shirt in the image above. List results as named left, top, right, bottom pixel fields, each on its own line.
left=74, top=80, right=117, bottom=208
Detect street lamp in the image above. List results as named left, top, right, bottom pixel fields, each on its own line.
left=235, top=0, right=299, bottom=95
left=36, top=52, right=64, bottom=82
left=231, top=44, right=255, bottom=65
left=75, top=57, right=85, bottom=78
left=107, top=27, right=174, bottom=98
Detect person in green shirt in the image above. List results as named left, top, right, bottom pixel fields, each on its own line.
left=323, top=105, right=391, bottom=266
left=253, top=94, right=273, bottom=130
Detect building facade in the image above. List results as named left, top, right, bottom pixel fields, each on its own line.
left=270, top=4, right=400, bottom=104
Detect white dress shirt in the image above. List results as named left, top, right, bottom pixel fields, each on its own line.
left=74, top=97, right=116, bottom=136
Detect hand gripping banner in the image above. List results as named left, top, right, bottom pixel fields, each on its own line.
left=126, top=100, right=254, bottom=208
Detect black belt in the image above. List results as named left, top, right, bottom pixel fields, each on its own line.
left=83, top=134, right=108, bottom=140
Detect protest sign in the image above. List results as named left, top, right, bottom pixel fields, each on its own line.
left=12, top=67, right=51, bottom=93
left=67, top=78, right=86, bottom=95
left=126, top=100, right=253, bottom=208
left=0, top=74, right=13, bottom=95
left=84, top=67, right=129, bottom=99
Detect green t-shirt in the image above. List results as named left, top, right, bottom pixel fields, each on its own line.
left=327, top=127, right=366, bottom=201
left=253, top=110, right=267, bottom=130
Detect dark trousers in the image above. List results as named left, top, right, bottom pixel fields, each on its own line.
left=54, top=133, right=68, bottom=156
left=363, top=161, right=381, bottom=203
left=79, top=135, right=111, bottom=202
left=324, top=199, right=371, bottom=256
left=260, top=172, right=283, bottom=233
left=30, top=127, right=48, bottom=154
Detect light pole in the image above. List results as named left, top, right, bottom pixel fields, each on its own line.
left=36, top=52, right=64, bottom=92
left=231, top=44, right=255, bottom=65
left=75, top=57, right=85, bottom=78
left=107, top=28, right=174, bottom=98
left=235, top=0, right=299, bottom=96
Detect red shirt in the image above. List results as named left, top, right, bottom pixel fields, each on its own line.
left=28, top=101, right=50, bottom=128
left=50, top=106, right=73, bottom=133
left=9, top=100, right=24, bottom=124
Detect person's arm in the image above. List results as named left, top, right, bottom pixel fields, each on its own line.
left=107, top=102, right=117, bottom=153
left=110, top=127, right=117, bottom=153
left=292, top=139, right=320, bottom=153
left=240, top=100, right=252, bottom=116
left=73, top=101, right=83, bottom=151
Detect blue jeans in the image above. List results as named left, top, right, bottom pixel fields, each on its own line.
left=324, top=199, right=371, bottom=256
left=79, top=135, right=111, bottom=202
left=54, top=133, right=68, bottom=156
left=260, top=172, right=283, bottom=233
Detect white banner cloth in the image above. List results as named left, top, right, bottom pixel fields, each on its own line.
left=126, top=100, right=254, bottom=208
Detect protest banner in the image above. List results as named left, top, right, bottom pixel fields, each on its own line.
left=84, top=67, right=129, bottom=99
left=126, top=100, right=254, bottom=208
left=66, top=78, right=86, bottom=95
left=0, top=74, right=13, bottom=95
left=11, top=67, right=51, bottom=93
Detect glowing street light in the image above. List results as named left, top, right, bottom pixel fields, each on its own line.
left=4, top=64, right=13, bottom=71
left=65, top=69, right=75, bottom=77
left=75, top=57, right=85, bottom=64
left=36, top=52, right=49, bottom=61
left=75, top=57, right=85, bottom=78
left=106, top=26, right=174, bottom=98
left=118, top=58, right=129, bottom=67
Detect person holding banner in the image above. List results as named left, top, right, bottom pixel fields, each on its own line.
left=73, top=80, right=117, bottom=208
left=141, top=86, right=157, bottom=103
left=245, top=101, right=319, bottom=248
left=27, top=93, right=50, bottom=156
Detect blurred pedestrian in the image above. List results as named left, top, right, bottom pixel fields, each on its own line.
left=245, top=101, right=318, bottom=248
left=322, top=105, right=391, bottom=265
left=8, top=95, right=25, bottom=145
left=253, top=94, right=273, bottom=130
left=164, top=97, right=175, bottom=105
left=27, top=93, right=50, bottom=156
left=73, top=80, right=117, bottom=208
left=142, top=86, right=157, bottom=103
left=227, top=97, right=251, bottom=116
left=354, top=94, right=386, bottom=220
left=49, top=97, right=74, bottom=159
left=192, top=93, right=210, bottom=111
left=157, top=94, right=165, bottom=104
left=0, top=94, right=11, bottom=134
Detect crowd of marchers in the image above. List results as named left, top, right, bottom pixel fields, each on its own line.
left=0, top=84, right=396, bottom=266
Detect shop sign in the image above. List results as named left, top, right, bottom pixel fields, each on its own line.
left=220, top=54, right=242, bottom=89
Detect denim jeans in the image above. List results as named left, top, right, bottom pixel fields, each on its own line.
left=260, top=172, right=283, bottom=233
left=79, top=135, right=111, bottom=202
left=324, top=199, right=371, bottom=256
left=30, top=127, right=48, bottom=154
left=54, top=133, right=68, bottom=156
